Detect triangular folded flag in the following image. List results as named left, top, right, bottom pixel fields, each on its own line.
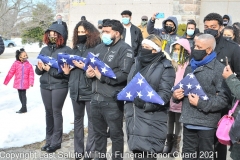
left=37, top=54, right=59, bottom=69
left=84, top=52, right=116, bottom=79
left=171, top=73, right=209, bottom=100
left=117, top=72, right=165, bottom=105
left=57, top=53, right=86, bottom=73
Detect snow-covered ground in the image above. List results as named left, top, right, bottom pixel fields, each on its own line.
left=0, top=53, right=88, bottom=149
left=4, top=39, right=45, bottom=54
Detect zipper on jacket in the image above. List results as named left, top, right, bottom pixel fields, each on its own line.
left=95, top=47, right=110, bottom=100
left=21, top=63, right=24, bottom=89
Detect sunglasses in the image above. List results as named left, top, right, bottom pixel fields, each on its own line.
left=142, top=19, right=147, bottom=21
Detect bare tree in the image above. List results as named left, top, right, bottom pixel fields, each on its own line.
left=0, top=0, right=56, bottom=38
left=0, top=0, right=34, bottom=37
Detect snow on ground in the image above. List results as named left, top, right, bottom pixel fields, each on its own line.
left=0, top=57, right=88, bottom=149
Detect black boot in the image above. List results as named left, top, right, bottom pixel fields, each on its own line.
left=16, top=106, right=27, bottom=113
left=162, top=134, right=174, bottom=153
left=169, top=134, right=181, bottom=157
left=41, top=144, right=50, bottom=151
left=46, top=144, right=61, bottom=153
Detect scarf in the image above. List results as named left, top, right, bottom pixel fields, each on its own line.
left=190, top=52, right=216, bottom=71
left=134, top=52, right=164, bottom=76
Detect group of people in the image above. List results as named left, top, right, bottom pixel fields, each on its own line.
left=3, top=10, right=240, bottom=160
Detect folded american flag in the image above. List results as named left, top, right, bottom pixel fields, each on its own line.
left=117, top=72, right=165, bottom=105
left=57, top=53, right=86, bottom=73
left=37, top=54, right=59, bottom=69
left=171, top=73, right=209, bottom=100
left=84, top=52, right=116, bottom=79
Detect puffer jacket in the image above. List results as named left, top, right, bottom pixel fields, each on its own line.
left=125, top=53, right=175, bottom=153
left=68, top=44, right=95, bottom=101
left=4, top=60, right=34, bottom=89
left=35, top=24, right=72, bottom=90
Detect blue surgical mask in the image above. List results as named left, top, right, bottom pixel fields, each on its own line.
left=187, top=29, right=194, bottom=36
left=102, top=33, right=113, bottom=45
left=122, top=17, right=130, bottom=25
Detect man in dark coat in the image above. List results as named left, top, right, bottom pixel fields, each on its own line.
left=52, top=14, right=68, bottom=39
left=173, top=34, right=229, bottom=160
left=203, top=13, right=240, bottom=160
left=121, top=10, right=143, bottom=57
left=0, top=36, right=5, bottom=55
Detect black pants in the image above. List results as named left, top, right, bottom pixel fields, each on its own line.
left=91, top=100, right=124, bottom=160
left=18, top=89, right=26, bottom=107
left=182, top=126, right=216, bottom=160
left=72, top=100, right=95, bottom=157
left=40, top=88, right=68, bottom=146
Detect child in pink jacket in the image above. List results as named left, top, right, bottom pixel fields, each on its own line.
left=4, top=48, right=34, bottom=113
left=162, top=39, right=191, bottom=157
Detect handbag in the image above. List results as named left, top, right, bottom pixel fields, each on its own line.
left=216, top=100, right=239, bottom=145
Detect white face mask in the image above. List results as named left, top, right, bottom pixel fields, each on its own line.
left=172, top=52, right=179, bottom=62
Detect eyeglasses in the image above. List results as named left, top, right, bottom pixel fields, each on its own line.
left=142, top=19, right=147, bottom=21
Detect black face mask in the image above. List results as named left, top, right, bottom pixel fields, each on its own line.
left=164, top=25, right=174, bottom=33
left=98, top=26, right=102, bottom=29
left=78, top=35, right=87, bottom=44
left=204, top=29, right=219, bottom=37
left=192, top=49, right=208, bottom=61
left=140, top=48, right=152, bottom=56
left=223, top=36, right=232, bottom=41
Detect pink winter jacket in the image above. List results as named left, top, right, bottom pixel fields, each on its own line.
left=169, top=39, right=191, bottom=113
left=4, top=60, right=34, bottom=89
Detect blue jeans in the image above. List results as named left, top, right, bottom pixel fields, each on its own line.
left=91, top=100, right=124, bottom=160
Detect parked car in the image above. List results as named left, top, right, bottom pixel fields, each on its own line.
left=3, top=38, right=16, bottom=48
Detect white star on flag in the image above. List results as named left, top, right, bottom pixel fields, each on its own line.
left=69, top=55, right=75, bottom=58
left=179, top=82, right=183, bottom=88
left=69, top=65, right=74, bottom=68
left=187, top=83, right=192, bottom=89
left=90, top=57, right=96, bottom=64
left=196, top=84, right=201, bottom=90
left=147, top=91, right=154, bottom=99
left=126, top=92, right=132, bottom=99
left=137, top=78, right=144, bottom=86
left=49, top=57, right=53, bottom=59
left=137, top=91, right=143, bottom=98
left=47, top=62, right=52, bottom=66
left=61, top=58, right=67, bottom=63
left=202, top=95, right=208, bottom=100
left=101, top=67, right=108, bottom=74
left=188, top=73, right=194, bottom=79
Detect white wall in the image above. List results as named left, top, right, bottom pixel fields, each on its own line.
left=199, top=0, right=240, bottom=32
left=67, top=0, right=173, bottom=44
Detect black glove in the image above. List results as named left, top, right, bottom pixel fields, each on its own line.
left=112, top=90, right=121, bottom=101
left=133, top=96, right=145, bottom=109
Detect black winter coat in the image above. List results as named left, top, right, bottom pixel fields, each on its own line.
left=215, top=35, right=240, bottom=79
left=122, top=24, right=143, bottom=57
left=125, top=54, right=175, bottom=153
left=35, top=24, right=72, bottom=90
left=68, top=44, right=95, bottom=101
